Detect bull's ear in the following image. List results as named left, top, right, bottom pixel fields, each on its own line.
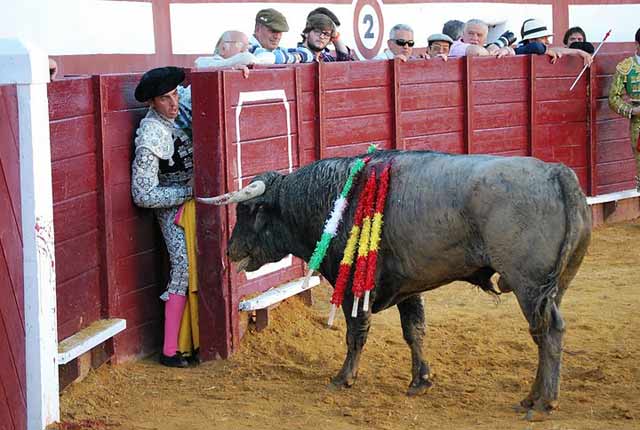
left=254, top=205, right=267, bottom=232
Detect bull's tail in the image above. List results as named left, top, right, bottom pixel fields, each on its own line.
left=532, top=165, right=591, bottom=335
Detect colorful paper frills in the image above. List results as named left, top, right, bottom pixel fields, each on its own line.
left=300, top=156, right=370, bottom=294
left=350, top=171, right=377, bottom=317
left=362, top=164, right=391, bottom=311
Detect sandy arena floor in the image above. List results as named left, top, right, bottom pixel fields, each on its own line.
left=55, top=220, right=640, bottom=430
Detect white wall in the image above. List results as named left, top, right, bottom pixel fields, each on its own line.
left=569, top=4, right=640, bottom=43
left=0, top=0, right=155, bottom=55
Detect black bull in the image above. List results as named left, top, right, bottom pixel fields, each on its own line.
left=199, top=150, right=592, bottom=412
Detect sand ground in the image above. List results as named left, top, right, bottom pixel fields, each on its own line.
left=55, top=220, right=640, bottom=430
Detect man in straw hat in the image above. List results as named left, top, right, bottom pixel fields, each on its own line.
left=515, top=18, right=592, bottom=66
left=609, top=27, right=640, bottom=191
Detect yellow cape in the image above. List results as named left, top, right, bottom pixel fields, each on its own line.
left=176, top=199, right=200, bottom=355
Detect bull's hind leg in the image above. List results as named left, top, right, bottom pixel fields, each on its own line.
left=397, top=295, right=433, bottom=396
left=512, top=281, right=565, bottom=413
left=330, top=301, right=371, bottom=388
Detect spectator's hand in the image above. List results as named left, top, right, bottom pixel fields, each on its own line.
left=395, top=54, right=409, bottom=62
left=495, top=47, right=514, bottom=58
left=578, top=50, right=593, bottom=67
left=435, top=53, right=448, bottom=62
left=232, top=64, right=250, bottom=79
left=48, top=58, right=58, bottom=80
left=545, top=47, right=561, bottom=64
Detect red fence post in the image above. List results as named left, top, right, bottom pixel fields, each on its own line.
left=465, top=56, right=473, bottom=154
left=588, top=61, right=598, bottom=196
left=529, top=55, right=537, bottom=157
left=193, top=70, right=234, bottom=359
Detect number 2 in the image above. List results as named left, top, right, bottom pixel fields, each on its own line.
left=363, top=14, right=374, bottom=39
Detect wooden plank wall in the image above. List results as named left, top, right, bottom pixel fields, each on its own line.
left=97, top=74, right=164, bottom=361
left=48, top=78, right=103, bottom=341
left=594, top=53, right=636, bottom=195
left=0, top=84, right=27, bottom=430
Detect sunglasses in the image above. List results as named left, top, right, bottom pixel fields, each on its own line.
left=312, top=29, right=334, bottom=39
left=393, top=39, right=415, bottom=47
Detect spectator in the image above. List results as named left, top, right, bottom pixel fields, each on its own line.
left=608, top=27, right=640, bottom=190
left=299, top=14, right=351, bottom=62
left=249, top=8, right=314, bottom=64
left=449, top=19, right=513, bottom=57
left=49, top=58, right=58, bottom=80
left=563, top=26, right=586, bottom=46
left=374, top=24, right=415, bottom=62
left=306, top=7, right=354, bottom=61
left=426, top=33, right=453, bottom=60
left=516, top=18, right=592, bottom=66
left=563, top=26, right=595, bottom=53
left=131, top=67, right=194, bottom=368
left=442, top=20, right=464, bottom=42
left=194, top=30, right=258, bottom=77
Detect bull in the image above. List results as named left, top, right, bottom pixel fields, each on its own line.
left=199, top=150, right=591, bottom=413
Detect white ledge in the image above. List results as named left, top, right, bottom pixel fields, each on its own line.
left=586, top=189, right=639, bottom=205
left=239, top=276, right=321, bottom=312
left=57, top=319, right=126, bottom=365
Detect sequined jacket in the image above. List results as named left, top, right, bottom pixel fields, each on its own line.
left=131, top=86, right=194, bottom=209
left=609, top=56, right=640, bottom=120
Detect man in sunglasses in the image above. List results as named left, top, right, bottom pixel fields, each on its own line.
left=299, top=14, right=352, bottom=62
left=374, top=24, right=415, bottom=62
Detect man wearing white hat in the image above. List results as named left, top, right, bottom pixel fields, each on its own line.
left=515, top=18, right=592, bottom=66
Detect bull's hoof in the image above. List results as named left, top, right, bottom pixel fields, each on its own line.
left=406, top=378, right=433, bottom=397
left=516, top=396, right=558, bottom=420
left=329, top=374, right=355, bottom=389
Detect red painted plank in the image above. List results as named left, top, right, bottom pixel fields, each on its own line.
left=53, top=193, right=98, bottom=243
left=533, top=144, right=587, bottom=167
left=56, top=269, right=101, bottom=340
left=101, top=74, right=145, bottom=112
left=112, top=215, right=159, bottom=260
left=400, top=82, right=464, bottom=111
left=403, top=132, right=464, bottom=153
left=397, top=58, right=464, bottom=84
left=222, top=68, right=297, bottom=106
left=535, top=55, right=585, bottom=78
left=48, top=77, right=94, bottom=121
left=0, top=169, right=24, bottom=294
left=536, top=99, right=587, bottom=124
left=325, top=87, right=391, bottom=119
left=597, top=139, right=634, bottom=164
left=109, top=145, right=134, bottom=187
left=536, top=123, right=588, bottom=156
left=472, top=126, right=528, bottom=154
left=595, top=76, right=613, bottom=99
left=49, top=115, right=97, bottom=162
left=112, top=321, right=160, bottom=362
left=597, top=181, right=635, bottom=195
left=473, top=102, right=528, bottom=129
left=102, top=109, right=147, bottom=150
left=55, top=230, right=100, bottom=284
left=472, top=79, right=528, bottom=105
left=535, top=77, right=587, bottom=101
left=322, top=140, right=392, bottom=159
left=0, top=248, right=25, bottom=390
left=236, top=260, right=305, bottom=298
left=301, top=92, right=316, bottom=122
left=299, top=119, right=318, bottom=160
left=226, top=101, right=299, bottom=143
left=229, top=136, right=300, bottom=179
left=596, top=54, right=629, bottom=75
left=117, top=285, right=163, bottom=329
left=597, top=159, right=636, bottom=185
left=111, top=182, right=140, bottom=223
left=595, top=98, right=619, bottom=121
left=321, top=61, right=390, bottom=90
left=324, top=113, right=392, bottom=147
left=597, top=118, right=629, bottom=142
left=470, top=55, right=528, bottom=80
left=0, top=310, right=26, bottom=430
left=114, top=250, right=163, bottom=298
left=51, top=154, right=98, bottom=201
left=0, top=86, right=21, bottom=235
left=399, top=107, right=464, bottom=137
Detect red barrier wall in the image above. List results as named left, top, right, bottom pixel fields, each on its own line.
left=0, top=84, right=27, bottom=430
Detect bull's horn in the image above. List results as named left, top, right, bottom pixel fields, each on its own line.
left=197, top=181, right=266, bottom=205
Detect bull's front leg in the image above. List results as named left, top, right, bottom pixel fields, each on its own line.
left=397, top=294, right=433, bottom=396
left=330, top=297, right=371, bottom=388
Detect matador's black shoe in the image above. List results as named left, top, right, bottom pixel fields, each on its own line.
left=160, top=353, right=189, bottom=368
